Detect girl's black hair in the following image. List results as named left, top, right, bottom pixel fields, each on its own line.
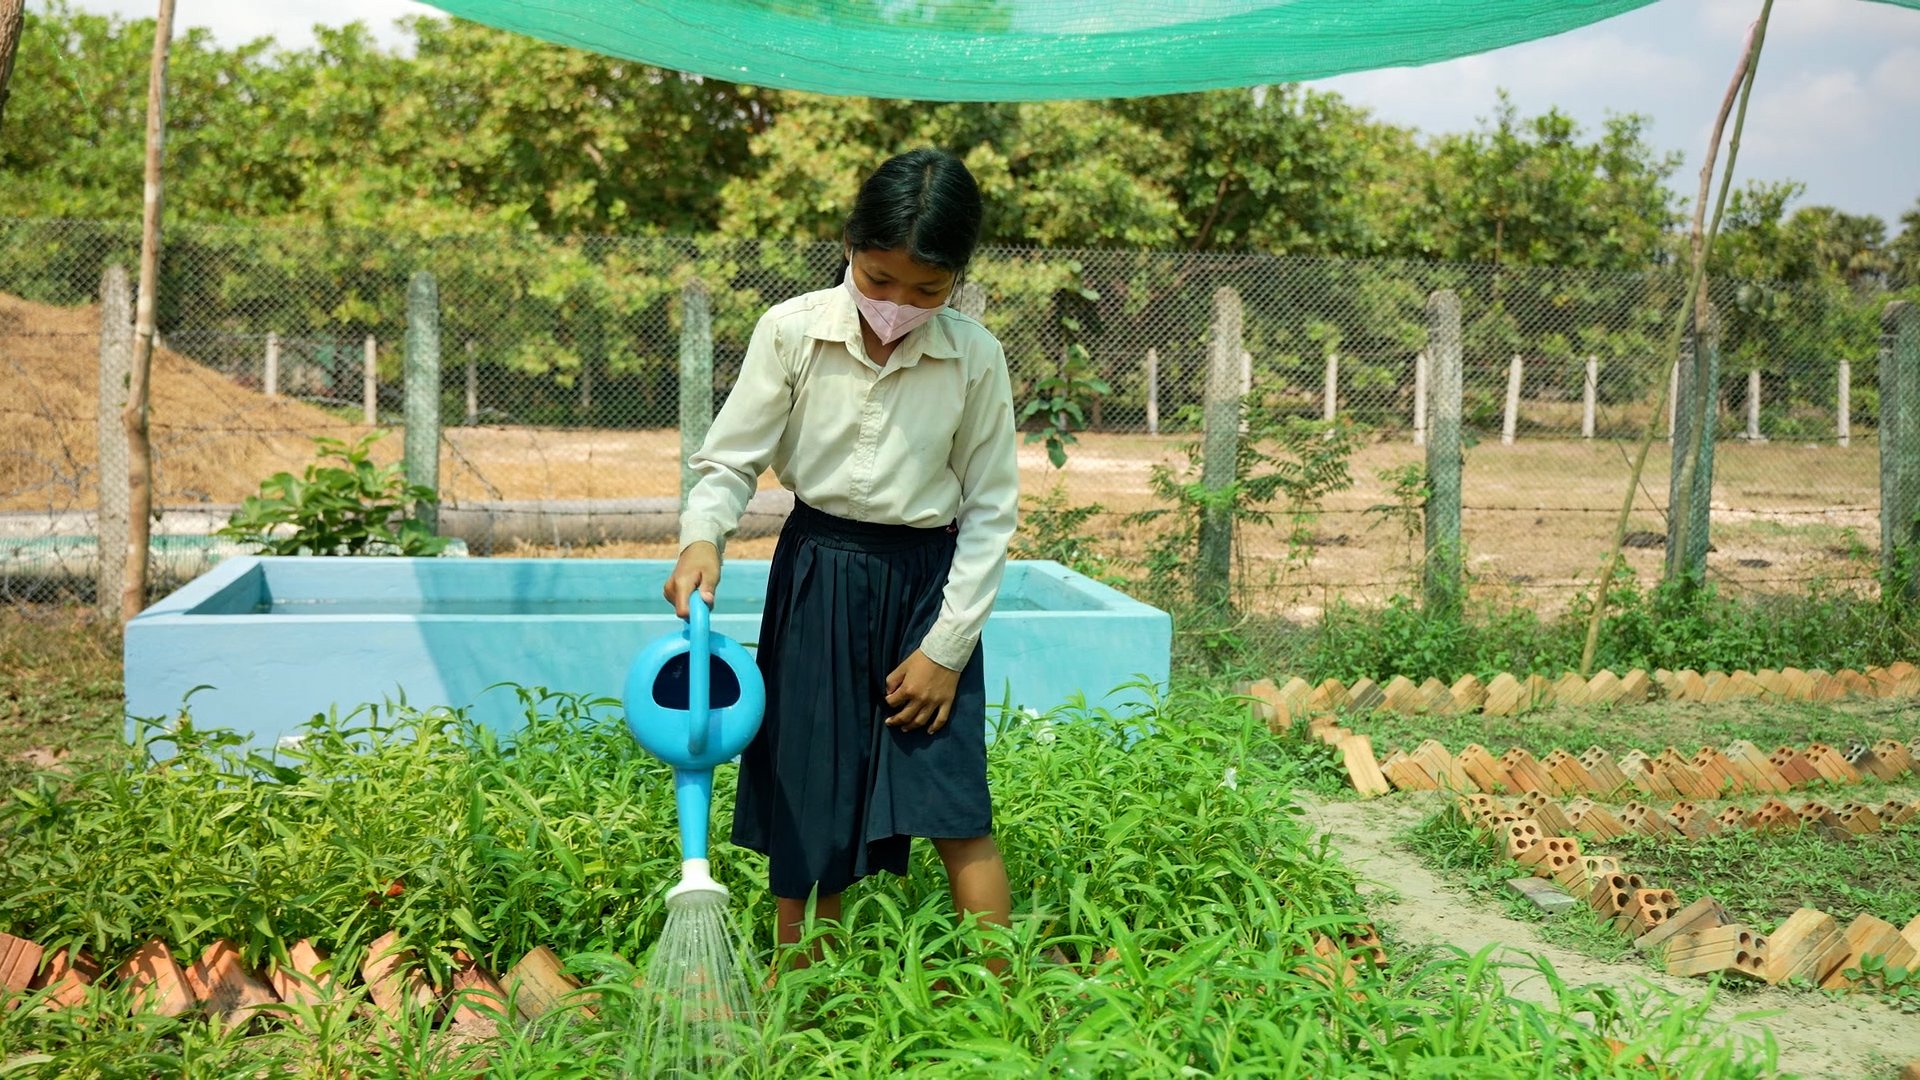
left=843, top=148, right=983, bottom=275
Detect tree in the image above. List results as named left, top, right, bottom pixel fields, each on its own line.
left=1886, top=197, right=1920, bottom=290
left=1402, top=95, right=1680, bottom=271
left=1789, top=205, right=1890, bottom=290
left=0, top=0, right=23, bottom=135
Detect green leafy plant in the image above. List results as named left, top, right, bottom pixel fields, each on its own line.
left=1016, top=264, right=1108, bottom=469
left=1366, top=461, right=1429, bottom=581
left=217, top=432, right=450, bottom=557
left=1008, top=484, right=1121, bottom=583
left=1128, top=410, right=1361, bottom=606
left=0, top=686, right=1783, bottom=1077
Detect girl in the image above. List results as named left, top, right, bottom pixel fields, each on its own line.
left=664, top=148, right=1018, bottom=973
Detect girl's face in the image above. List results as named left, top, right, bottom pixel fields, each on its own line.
left=848, top=247, right=957, bottom=310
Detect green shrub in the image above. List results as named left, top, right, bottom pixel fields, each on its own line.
left=216, top=432, right=449, bottom=557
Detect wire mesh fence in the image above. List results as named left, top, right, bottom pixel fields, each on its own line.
left=0, top=216, right=1899, bottom=627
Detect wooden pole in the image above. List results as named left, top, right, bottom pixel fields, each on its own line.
left=120, top=0, right=177, bottom=624
left=678, top=279, right=713, bottom=506
left=1145, top=347, right=1160, bottom=436
left=1501, top=354, right=1523, bottom=445
left=1413, top=349, right=1429, bottom=447
left=97, top=265, right=132, bottom=616
left=1424, top=291, right=1464, bottom=615
left=403, top=271, right=440, bottom=533
left=1198, top=287, right=1243, bottom=610
left=1881, top=301, right=1919, bottom=597
left=1582, top=355, right=1598, bottom=440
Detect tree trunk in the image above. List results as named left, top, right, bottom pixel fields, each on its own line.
left=121, top=0, right=176, bottom=623
left=0, top=0, right=25, bottom=136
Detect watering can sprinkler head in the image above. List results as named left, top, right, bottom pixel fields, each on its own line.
left=666, top=858, right=729, bottom=905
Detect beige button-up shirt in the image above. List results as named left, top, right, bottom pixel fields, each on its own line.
left=680, top=284, right=1019, bottom=671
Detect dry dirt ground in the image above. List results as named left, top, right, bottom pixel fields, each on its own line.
left=1305, top=794, right=1920, bottom=1080
left=4, top=291, right=1883, bottom=613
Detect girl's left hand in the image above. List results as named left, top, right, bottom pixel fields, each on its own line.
left=884, top=650, right=961, bottom=733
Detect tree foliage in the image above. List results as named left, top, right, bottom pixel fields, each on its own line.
left=3, top=3, right=1916, bottom=435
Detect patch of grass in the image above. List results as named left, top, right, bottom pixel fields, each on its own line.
left=1202, top=571, right=1920, bottom=686
left=0, top=608, right=122, bottom=787
left=1354, top=699, right=1916, bottom=760
left=0, top=688, right=1781, bottom=1076
left=1600, top=825, right=1920, bottom=932
left=1402, top=808, right=1653, bottom=965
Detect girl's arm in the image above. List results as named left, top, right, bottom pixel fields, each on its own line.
left=919, top=342, right=1019, bottom=671
left=680, top=312, right=792, bottom=555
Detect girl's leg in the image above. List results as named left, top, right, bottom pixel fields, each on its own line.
left=773, top=891, right=843, bottom=974
left=932, top=835, right=1012, bottom=976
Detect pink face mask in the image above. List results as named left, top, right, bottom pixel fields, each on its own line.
left=843, top=264, right=945, bottom=345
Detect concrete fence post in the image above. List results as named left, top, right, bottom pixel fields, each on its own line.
left=1667, top=305, right=1721, bottom=585
left=1424, top=290, right=1464, bottom=614
left=1145, top=347, right=1160, bottom=436
left=96, top=265, right=132, bottom=614
left=1881, top=301, right=1920, bottom=597
left=465, top=340, right=478, bottom=425
left=1668, top=360, right=1680, bottom=443
left=263, top=332, right=280, bottom=397
left=1198, top=287, right=1243, bottom=609
left=403, top=271, right=440, bottom=533
left=1746, top=368, right=1765, bottom=442
left=1322, top=352, right=1338, bottom=423
left=1838, top=359, right=1852, bottom=448
left=679, top=279, right=714, bottom=507
left=1413, top=349, right=1429, bottom=447
left=363, top=334, right=378, bottom=426
left=1501, top=354, right=1524, bottom=445
left=953, top=281, right=986, bottom=320
left=1582, top=355, right=1598, bottom=439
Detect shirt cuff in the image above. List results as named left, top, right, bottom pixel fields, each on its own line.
left=679, top=516, right=728, bottom=555
left=918, top=622, right=978, bottom=672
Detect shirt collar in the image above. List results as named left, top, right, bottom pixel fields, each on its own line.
left=806, top=283, right=962, bottom=371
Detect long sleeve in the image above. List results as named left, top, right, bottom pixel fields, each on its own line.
left=918, top=343, right=1019, bottom=670
left=679, top=312, right=792, bottom=554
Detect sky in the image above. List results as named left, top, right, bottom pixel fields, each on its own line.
left=55, top=0, right=1920, bottom=229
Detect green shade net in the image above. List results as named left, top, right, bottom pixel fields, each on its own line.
left=416, top=0, right=1920, bottom=102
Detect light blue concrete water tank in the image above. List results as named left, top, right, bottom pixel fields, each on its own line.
left=124, top=557, right=1172, bottom=753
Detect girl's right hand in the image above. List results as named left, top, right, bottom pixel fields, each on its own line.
left=664, top=541, right=721, bottom=617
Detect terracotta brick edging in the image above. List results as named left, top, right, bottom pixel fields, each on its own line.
left=1241, top=661, right=1920, bottom=729
left=1239, top=664, right=1919, bottom=799
left=0, top=929, right=598, bottom=1037
left=1459, top=795, right=1920, bottom=991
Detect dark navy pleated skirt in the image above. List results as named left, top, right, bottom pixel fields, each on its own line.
left=730, top=499, right=992, bottom=899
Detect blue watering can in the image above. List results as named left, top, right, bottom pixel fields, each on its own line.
left=622, top=593, right=765, bottom=903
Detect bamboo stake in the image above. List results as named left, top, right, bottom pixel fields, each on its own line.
left=1580, top=0, right=1774, bottom=675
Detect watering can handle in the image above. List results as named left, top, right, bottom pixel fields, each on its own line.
left=686, top=591, right=712, bottom=758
